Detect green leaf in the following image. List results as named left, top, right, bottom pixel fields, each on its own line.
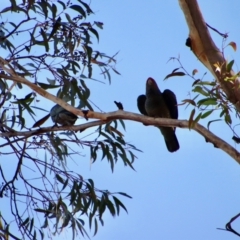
left=29, top=218, right=34, bottom=233
left=26, top=63, right=37, bottom=68
left=118, top=152, right=135, bottom=170
left=88, top=28, right=99, bottom=42
left=40, top=28, right=49, bottom=52
left=196, top=81, right=216, bottom=86
left=46, top=78, right=56, bottom=85
left=197, top=98, right=217, bottom=106
left=106, top=200, right=116, bottom=216
left=171, top=68, right=180, bottom=73
left=207, top=119, right=222, bottom=130
left=52, top=3, right=57, bottom=19
left=56, top=174, right=64, bottom=184
left=0, top=78, right=7, bottom=92
left=188, top=108, right=195, bottom=129
left=103, top=67, right=111, bottom=83
left=76, top=219, right=90, bottom=239
left=15, top=63, right=31, bottom=75
left=36, top=1, right=48, bottom=18
left=11, top=114, right=16, bottom=128
left=88, top=179, right=94, bottom=188
left=112, top=68, right=121, bottom=75
left=41, top=218, right=48, bottom=229
left=5, top=39, right=16, bottom=52
left=94, top=21, right=104, bottom=29
left=37, top=82, right=60, bottom=89
left=93, top=218, right=98, bottom=236
left=85, top=45, right=92, bottom=64
left=118, top=119, right=126, bottom=130
left=98, top=142, right=106, bottom=160
left=65, top=13, right=74, bottom=24
left=78, top=0, right=93, bottom=14
left=83, top=30, right=90, bottom=45
left=87, top=64, right=92, bottom=78
left=33, top=230, right=36, bottom=240
left=20, top=101, right=35, bottom=116
left=16, top=115, right=25, bottom=129
left=34, top=208, right=48, bottom=213
left=181, top=99, right=196, bottom=107
left=117, top=192, right=132, bottom=198
left=61, top=214, right=70, bottom=228
left=22, top=217, right=30, bottom=226
left=70, top=5, right=86, bottom=18
left=80, top=80, right=91, bottom=99
left=164, top=71, right=185, bottom=80
left=113, top=196, right=128, bottom=214
left=201, top=110, right=214, bottom=119
left=193, top=112, right=202, bottom=125
left=226, top=60, right=234, bottom=72
left=17, top=82, right=23, bottom=89
left=193, top=86, right=209, bottom=96
left=58, top=1, right=66, bottom=10
left=225, top=113, right=232, bottom=124
left=38, top=229, right=44, bottom=240
left=48, top=17, right=61, bottom=40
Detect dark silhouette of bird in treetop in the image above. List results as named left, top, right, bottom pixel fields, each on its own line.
left=50, top=104, right=78, bottom=126
left=137, top=77, right=180, bottom=152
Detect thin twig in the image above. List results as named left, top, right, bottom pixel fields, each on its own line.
left=206, top=22, right=228, bottom=38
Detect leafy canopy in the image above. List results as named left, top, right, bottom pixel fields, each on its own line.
left=0, top=1, right=139, bottom=239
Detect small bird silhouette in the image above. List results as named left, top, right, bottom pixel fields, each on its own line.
left=50, top=104, right=78, bottom=126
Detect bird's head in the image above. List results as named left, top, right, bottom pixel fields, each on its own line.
left=146, top=77, right=161, bottom=96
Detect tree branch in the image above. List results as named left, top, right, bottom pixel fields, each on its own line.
left=0, top=139, right=27, bottom=197
left=179, top=0, right=240, bottom=111
left=0, top=110, right=239, bottom=164
left=0, top=57, right=239, bottom=162
left=225, top=212, right=240, bottom=237
left=1, top=17, right=32, bottom=40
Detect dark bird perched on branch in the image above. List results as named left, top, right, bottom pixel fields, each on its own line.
left=50, top=104, right=78, bottom=126
left=137, top=77, right=180, bottom=152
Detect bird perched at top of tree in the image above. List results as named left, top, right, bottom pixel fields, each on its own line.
left=137, top=77, right=179, bottom=152
left=50, top=104, right=78, bottom=126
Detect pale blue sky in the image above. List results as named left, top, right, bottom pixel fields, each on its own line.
left=80, top=1, right=240, bottom=240
left=1, top=1, right=240, bottom=240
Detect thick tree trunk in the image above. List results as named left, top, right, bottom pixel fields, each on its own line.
left=179, top=0, right=240, bottom=111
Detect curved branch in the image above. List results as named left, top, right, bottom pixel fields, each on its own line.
left=0, top=58, right=239, bottom=162
left=0, top=110, right=239, bottom=164
left=179, top=0, right=240, bottom=111
left=2, top=17, right=33, bottom=40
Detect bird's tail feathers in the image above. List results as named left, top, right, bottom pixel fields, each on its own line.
left=164, top=132, right=180, bottom=153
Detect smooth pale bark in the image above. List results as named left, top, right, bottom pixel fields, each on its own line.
left=0, top=57, right=239, bottom=164
left=179, top=0, right=240, bottom=111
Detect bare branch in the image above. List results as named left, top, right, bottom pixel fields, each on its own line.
left=217, top=212, right=240, bottom=237
left=0, top=139, right=27, bottom=197
left=2, top=17, right=33, bottom=40
left=206, top=23, right=228, bottom=38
